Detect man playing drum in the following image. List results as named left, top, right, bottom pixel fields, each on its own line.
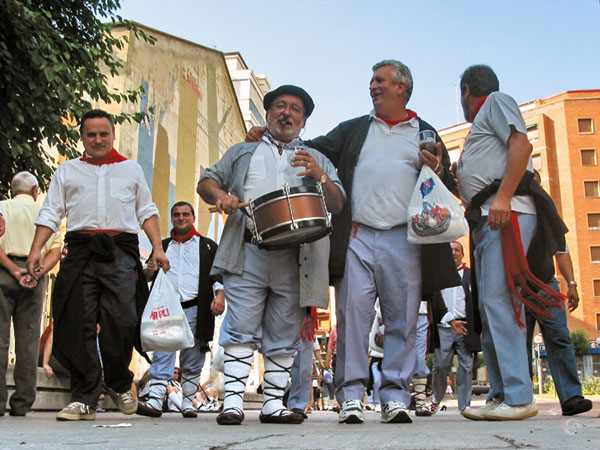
left=197, top=85, right=345, bottom=425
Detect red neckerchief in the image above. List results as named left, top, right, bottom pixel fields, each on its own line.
left=470, top=96, right=488, bottom=121
left=500, top=212, right=566, bottom=328
left=456, top=263, right=467, bottom=272
left=170, top=226, right=201, bottom=244
left=81, top=148, right=127, bottom=166
left=376, top=109, right=418, bottom=126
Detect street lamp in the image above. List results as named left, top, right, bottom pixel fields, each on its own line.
left=533, top=334, right=544, bottom=395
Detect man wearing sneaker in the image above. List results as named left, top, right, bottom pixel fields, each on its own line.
left=137, top=201, right=224, bottom=419
left=299, top=60, right=461, bottom=425
left=28, top=109, right=170, bottom=421
left=197, top=85, right=345, bottom=425
left=455, top=65, right=539, bottom=420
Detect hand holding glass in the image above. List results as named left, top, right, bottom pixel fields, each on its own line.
left=417, top=130, right=437, bottom=155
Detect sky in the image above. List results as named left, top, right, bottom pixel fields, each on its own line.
left=116, top=0, right=600, bottom=137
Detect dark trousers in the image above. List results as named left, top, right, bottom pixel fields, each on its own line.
left=0, top=259, right=45, bottom=414
left=67, top=248, right=137, bottom=406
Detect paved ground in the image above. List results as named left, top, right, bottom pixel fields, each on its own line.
left=0, top=397, right=599, bottom=449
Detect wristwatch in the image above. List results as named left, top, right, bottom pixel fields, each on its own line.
left=318, top=173, right=327, bottom=184
left=568, top=281, right=577, bottom=287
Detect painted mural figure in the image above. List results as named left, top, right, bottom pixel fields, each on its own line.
left=197, top=85, right=345, bottom=425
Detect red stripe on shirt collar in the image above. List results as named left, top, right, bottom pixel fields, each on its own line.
left=470, top=96, right=488, bottom=121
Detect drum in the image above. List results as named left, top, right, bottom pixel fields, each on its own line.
left=249, top=184, right=332, bottom=250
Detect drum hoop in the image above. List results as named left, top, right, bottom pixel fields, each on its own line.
left=258, top=217, right=329, bottom=237
left=258, top=224, right=333, bottom=250
left=252, top=192, right=322, bottom=211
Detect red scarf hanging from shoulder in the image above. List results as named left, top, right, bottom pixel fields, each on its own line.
left=170, top=226, right=201, bottom=244
left=376, top=109, right=418, bottom=126
left=300, top=307, right=319, bottom=342
left=81, top=148, right=127, bottom=166
left=500, top=212, right=566, bottom=328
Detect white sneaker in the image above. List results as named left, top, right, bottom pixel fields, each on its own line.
left=375, top=403, right=381, bottom=413
left=116, top=389, right=138, bottom=415
left=56, top=402, right=95, bottom=421
left=381, top=400, right=412, bottom=424
left=338, top=400, right=364, bottom=424
left=461, top=398, right=502, bottom=420
left=484, top=401, right=538, bottom=421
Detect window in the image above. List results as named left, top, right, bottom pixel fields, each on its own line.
left=592, top=246, right=600, bottom=263
left=589, top=213, right=600, bottom=230
left=594, top=279, right=600, bottom=297
left=597, top=314, right=600, bottom=331
left=527, top=125, right=539, bottom=142
left=585, top=181, right=600, bottom=198
left=532, top=154, right=542, bottom=171
left=581, top=149, right=597, bottom=166
left=578, top=118, right=594, bottom=134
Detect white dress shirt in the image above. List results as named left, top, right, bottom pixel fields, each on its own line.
left=440, top=267, right=467, bottom=327
left=165, top=236, right=223, bottom=302
left=36, top=158, right=159, bottom=233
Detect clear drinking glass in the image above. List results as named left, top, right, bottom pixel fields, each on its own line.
left=416, top=130, right=437, bottom=155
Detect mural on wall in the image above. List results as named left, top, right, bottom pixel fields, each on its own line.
left=108, top=25, right=246, bottom=240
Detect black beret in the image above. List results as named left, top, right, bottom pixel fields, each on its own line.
left=263, top=85, right=314, bottom=117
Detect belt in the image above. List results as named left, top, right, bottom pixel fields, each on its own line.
left=181, top=299, right=197, bottom=309
left=8, top=255, right=28, bottom=261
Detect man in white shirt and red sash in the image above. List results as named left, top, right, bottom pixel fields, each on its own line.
left=28, top=109, right=169, bottom=421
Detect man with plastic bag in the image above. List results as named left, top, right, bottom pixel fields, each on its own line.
left=27, top=109, right=169, bottom=421
left=299, top=60, right=461, bottom=424
left=455, top=65, right=563, bottom=420
left=137, top=201, right=224, bottom=418
left=197, top=85, right=345, bottom=425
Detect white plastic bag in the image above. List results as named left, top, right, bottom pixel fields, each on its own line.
left=407, top=165, right=469, bottom=244
left=140, top=270, right=195, bottom=352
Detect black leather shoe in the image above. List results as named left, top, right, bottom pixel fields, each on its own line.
left=291, top=408, right=308, bottom=419
left=136, top=402, right=163, bottom=418
left=182, top=408, right=198, bottom=418
left=259, top=410, right=304, bottom=424
left=562, top=396, right=593, bottom=416
left=216, top=409, right=244, bottom=425
left=9, top=410, right=26, bottom=417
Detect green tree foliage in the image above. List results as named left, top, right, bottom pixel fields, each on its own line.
left=570, top=329, right=590, bottom=357
left=0, top=0, right=154, bottom=198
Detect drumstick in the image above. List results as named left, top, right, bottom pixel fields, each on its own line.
left=208, top=202, right=250, bottom=213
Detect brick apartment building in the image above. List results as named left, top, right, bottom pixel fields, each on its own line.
left=439, top=89, right=600, bottom=340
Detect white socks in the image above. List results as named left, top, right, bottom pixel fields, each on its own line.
left=222, top=345, right=254, bottom=413
left=181, top=372, right=200, bottom=412
left=261, top=354, right=294, bottom=416
left=146, top=378, right=168, bottom=410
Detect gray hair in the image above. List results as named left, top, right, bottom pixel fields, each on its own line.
left=11, top=171, right=38, bottom=194
left=372, top=59, right=413, bottom=103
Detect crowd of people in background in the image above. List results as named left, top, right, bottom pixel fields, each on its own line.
left=0, top=59, right=594, bottom=426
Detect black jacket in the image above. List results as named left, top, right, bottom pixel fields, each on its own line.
left=306, top=115, right=461, bottom=294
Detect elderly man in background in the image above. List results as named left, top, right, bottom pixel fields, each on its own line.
left=198, top=85, right=345, bottom=425
left=0, top=172, right=62, bottom=416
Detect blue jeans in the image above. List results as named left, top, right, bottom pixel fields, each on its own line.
left=414, top=314, right=430, bottom=378
left=526, top=279, right=582, bottom=406
left=432, top=326, right=473, bottom=411
left=472, top=213, right=536, bottom=406
left=289, top=338, right=314, bottom=411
